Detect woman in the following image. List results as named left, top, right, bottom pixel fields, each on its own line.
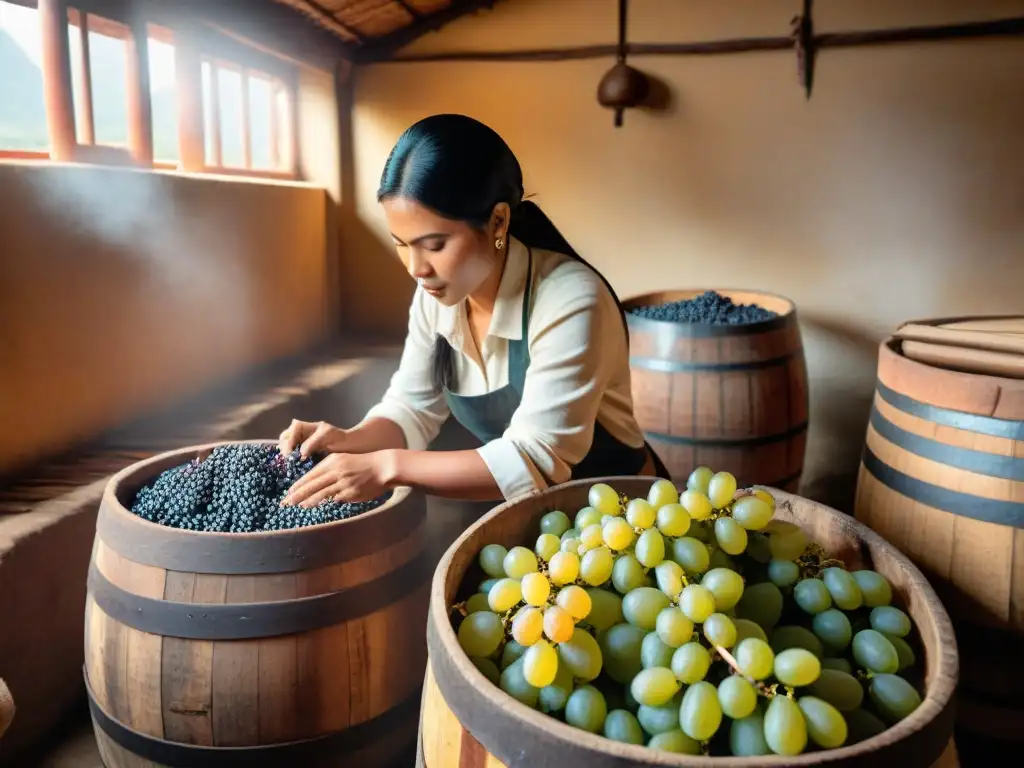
left=281, top=114, right=668, bottom=509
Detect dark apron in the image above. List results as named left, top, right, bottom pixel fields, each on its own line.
left=444, top=249, right=670, bottom=489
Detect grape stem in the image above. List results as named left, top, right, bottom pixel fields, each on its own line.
left=713, top=644, right=776, bottom=697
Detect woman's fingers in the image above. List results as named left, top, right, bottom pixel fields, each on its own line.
left=300, top=483, right=344, bottom=509
left=300, top=422, right=334, bottom=458
left=283, top=465, right=335, bottom=505
left=279, top=419, right=310, bottom=455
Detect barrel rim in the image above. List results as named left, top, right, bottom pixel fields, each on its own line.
left=622, top=288, right=797, bottom=337
left=428, top=477, right=959, bottom=767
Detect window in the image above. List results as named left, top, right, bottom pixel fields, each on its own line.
left=0, top=0, right=47, bottom=155
left=68, top=10, right=130, bottom=149
left=147, top=25, right=178, bottom=164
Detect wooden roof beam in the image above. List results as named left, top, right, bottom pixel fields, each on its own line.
left=297, top=0, right=365, bottom=44
left=354, top=0, right=502, bottom=63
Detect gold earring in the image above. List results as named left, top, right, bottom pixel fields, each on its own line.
left=495, top=237, right=504, bottom=251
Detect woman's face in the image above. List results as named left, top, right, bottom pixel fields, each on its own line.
left=381, top=196, right=507, bottom=307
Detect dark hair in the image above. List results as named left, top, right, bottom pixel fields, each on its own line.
left=377, top=114, right=628, bottom=392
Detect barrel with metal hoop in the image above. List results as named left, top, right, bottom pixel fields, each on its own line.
left=83, top=441, right=428, bottom=767
left=623, top=289, right=809, bottom=491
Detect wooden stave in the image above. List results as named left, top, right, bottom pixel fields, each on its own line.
left=425, top=477, right=958, bottom=768
left=83, top=442, right=429, bottom=765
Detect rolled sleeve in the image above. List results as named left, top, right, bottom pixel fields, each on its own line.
left=477, top=438, right=547, bottom=500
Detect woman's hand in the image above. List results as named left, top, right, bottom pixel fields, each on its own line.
left=278, top=419, right=348, bottom=457
left=282, top=451, right=395, bottom=507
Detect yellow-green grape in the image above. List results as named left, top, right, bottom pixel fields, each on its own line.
left=768, top=559, right=801, bottom=588
left=870, top=606, right=912, bottom=637
left=641, top=631, right=675, bottom=668
left=753, top=487, right=776, bottom=510
left=680, top=489, right=713, bottom=521
left=794, top=578, right=833, bottom=615
left=718, top=675, right=758, bottom=719
left=679, top=681, right=722, bottom=742
left=626, top=498, right=657, bottom=529
left=585, top=588, right=624, bottom=631
left=812, top=609, right=853, bottom=653
left=499, top=657, right=540, bottom=707
left=852, top=629, right=899, bottom=674
left=709, top=547, right=737, bottom=572
left=548, top=551, right=580, bottom=586
left=575, top=506, right=602, bottom=530
left=630, top=666, right=681, bottom=707
left=654, top=560, right=684, bottom=599
left=478, top=544, right=508, bottom=578
left=521, top=572, right=551, bottom=607
left=479, top=578, right=501, bottom=595
left=822, top=657, right=854, bottom=675
left=589, top=483, right=622, bottom=516
left=884, top=633, right=916, bottom=671
left=732, top=495, right=774, bottom=530
left=701, top=567, right=744, bottom=611
left=708, top=470, right=738, bottom=509
left=648, top=729, right=701, bottom=754
left=730, top=711, right=771, bottom=756
left=798, top=696, right=848, bottom=748
left=679, top=583, right=716, bottom=623
left=686, top=466, right=713, bottom=495
left=647, top=478, right=680, bottom=510
left=687, top=519, right=711, bottom=542
left=522, top=639, right=558, bottom=688
left=735, top=637, right=774, bottom=680
left=556, top=584, right=592, bottom=620
left=852, top=570, right=893, bottom=607
left=823, top=567, right=864, bottom=611
left=845, top=708, right=887, bottom=744
left=734, top=618, right=768, bottom=645
left=470, top=657, right=501, bottom=686
left=735, top=582, right=784, bottom=632
left=623, top=586, right=672, bottom=631
left=747, top=531, right=772, bottom=563
left=580, top=523, right=604, bottom=551
left=655, top=503, right=690, bottom=537
left=458, top=611, right=504, bottom=657
left=538, top=661, right=573, bottom=714
left=671, top=641, right=711, bottom=684
left=774, top=648, right=822, bottom=687
left=714, top=516, right=748, bottom=555
left=764, top=695, right=807, bottom=756
left=511, top=606, right=544, bottom=646
left=580, top=546, right=614, bottom=586
left=557, top=627, right=603, bottom=681
left=768, top=526, right=808, bottom=561
left=637, top=692, right=683, bottom=735
left=868, top=673, right=922, bottom=724
left=603, top=517, right=635, bottom=551
left=771, top=625, right=824, bottom=658
left=612, top=553, right=648, bottom=594
left=703, top=612, right=737, bottom=648
left=672, top=537, right=710, bottom=575
left=560, top=536, right=582, bottom=554
left=503, top=546, right=538, bottom=578
left=565, top=685, right=607, bottom=732
left=600, top=514, right=615, bottom=526
left=465, top=592, right=490, bottom=615
left=501, top=640, right=527, bottom=669
left=535, top=533, right=560, bottom=562
left=600, top=623, right=645, bottom=683
left=603, top=709, right=645, bottom=745
left=655, top=607, right=694, bottom=648
left=543, top=605, right=574, bottom=643
left=540, top=510, right=572, bottom=537
left=635, top=528, right=666, bottom=568
left=488, top=578, right=522, bottom=613
left=808, top=669, right=865, bottom=711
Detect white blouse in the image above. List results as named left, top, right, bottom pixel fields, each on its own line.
left=360, top=236, right=647, bottom=500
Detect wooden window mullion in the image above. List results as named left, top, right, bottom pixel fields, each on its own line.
left=173, top=32, right=204, bottom=172
left=269, top=80, right=280, bottom=170
left=209, top=62, right=222, bottom=167
left=38, top=0, right=76, bottom=161
left=240, top=69, right=251, bottom=169
left=126, top=18, right=154, bottom=166
left=77, top=13, right=95, bottom=145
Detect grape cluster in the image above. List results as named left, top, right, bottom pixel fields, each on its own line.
left=629, top=291, right=778, bottom=325
left=129, top=444, right=390, bottom=532
left=451, top=469, right=925, bottom=757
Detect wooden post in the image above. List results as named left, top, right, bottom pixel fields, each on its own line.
left=240, top=69, right=252, bottom=169
left=38, top=0, right=76, bottom=161
left=75, top=13, right=95, bottom=146
left=174, top=32, right=205, bottom=171
left=126, top=19, right=154, bottom=165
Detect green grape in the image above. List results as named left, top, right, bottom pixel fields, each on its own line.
left=648, top=478, right=680, bottom=510
left=560, top=527, right=580, bottom=542
left=465, top=592, right=490, bottom=614
left=479, top=544, right=508, bottom=578
left=538, top=661, right=573, bottom=713
left=822, top=657, right=853, bottom=675
left=635, top=528, right=666, bottom=568
left=580, top=523, right=604, bottom=550
left=768, top=559, right=800, bottom=588
left=540, top=510, right=572, bottom=537
left=655, top=560, right=684, bottom=599
left=479, top=577, right=501, bottom=595
left=557, top=627, right=603, bottom=682
left=543, top=605, right=574, bottom=644
left=870, top=606, right=912, bottom=637
left=626, top=498, right=657, bottom=529
left=637, top=691, right=684, bottom=735
left=581, top=546, right=615, bottom=586
left=687, top=519, right=712, bottom=542
left=655, top=503, right=690, bottom=537
left=823, top=567, right=864, bottom=610
left=575, top=506, right=602, bottom=530
left=488, top=578, right=523, bottom=613
left=714, top=516, right=748, bottom=555
left=604, top=517, right=635, bottom=551
left=565, top=685, right=607, bottom=732
left=735, top=637, right=774, bottom=680
left=499, top=657, right=540, bottom=707
left=732, top=495, right=773, bottom=530
left=603, top=709, right=645, bottom=744
left=764, top=695, right=807, bottom=756
left=612, top=553, right=648, bottom=594
left=701, top=567, right=744, bottom=610
left=535, top=533, right=561, bottom=562
left=585, top=588, right=624, bottom=630
left=679, top=681, right=722, bottom=741
left=501, top=640, right=526, bottom=669
left=703, top=612, right=737, bottom=648
left=773, top=648, right=822, bottom=687
left=471, top=656, right=500, bottom=685
left=648, top=729, right=701, bottom=754
left=794, top=578, right=832, bottom=615
left=735, top=582, right=783, bottom=631
left=680, top=489, right=713, bottom=521
left=621, top=682, right=640, bottom=713
left=708, top=471, right=738, bottom=508
left=808, top=669, right=864, bottom=711
left=719, top=675, right=758, bottom=719
left=522, top=640, right=558, bottom=687
left=511, top=606, right=544, bottom=646
left=560, top=536, right=582, bottom=554
left=768, top=527, right=808, bottom=561
left=764, top=520, right=800, bottom=535
left=600, top=623, right=646, bottom=683
left=730, top=711, right=771, bottom=756
left=631, top=666, right=681, bottom=707
left=747, top=532, right=772, bottom=563
left=521, top=572, right=551, bottom=607
left=458, top=611, right=503, bottom=657
left=672, top=537, right=710, bottom=575
left=623, top=587, right=672, bottom=631
left=734, top=619, right=769, bottom=645
left=852, top=569, right=893, bottom=607
left=679, top=584, right=716, bottom=623
left=687, top=466, right=713, bottom=494
left=548, top=551, right=580, bottom=586
left=798, top=696, right=847, bottom=748
left=656, top=607, right=694, bottom=648
left=754, top=488, right=776, bottom=509
left=869, top=674, right=922, bottom=724
left=812, top=609, right=853, bottom=652
left=641, top=631, right=676, bottom=668
left=845, top=708, right=888, bottom=744
left=670, top=642, right=711, bottom=684
left=504, top=546, right=538, bottom=578
left=589, top=483, right=622, bottom=517
left=852, top=629, right=899, bottom=674
left=557, top=584, right=592, bottom=620
left=708, top=547, right=738, bottom=572
left=884, top=633, right=916, bottom=670
left=770, top=625, right=824, bottom=658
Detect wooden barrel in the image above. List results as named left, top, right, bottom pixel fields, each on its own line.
left=84, top=442, right=429, bottom=767
left=623, top=290, right=809, bottom=492
left=854, top=336, right=1024, bottom=743
left=420, top=477, right=958, bottom=767
left=0, top=677, right=13, bottom=740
